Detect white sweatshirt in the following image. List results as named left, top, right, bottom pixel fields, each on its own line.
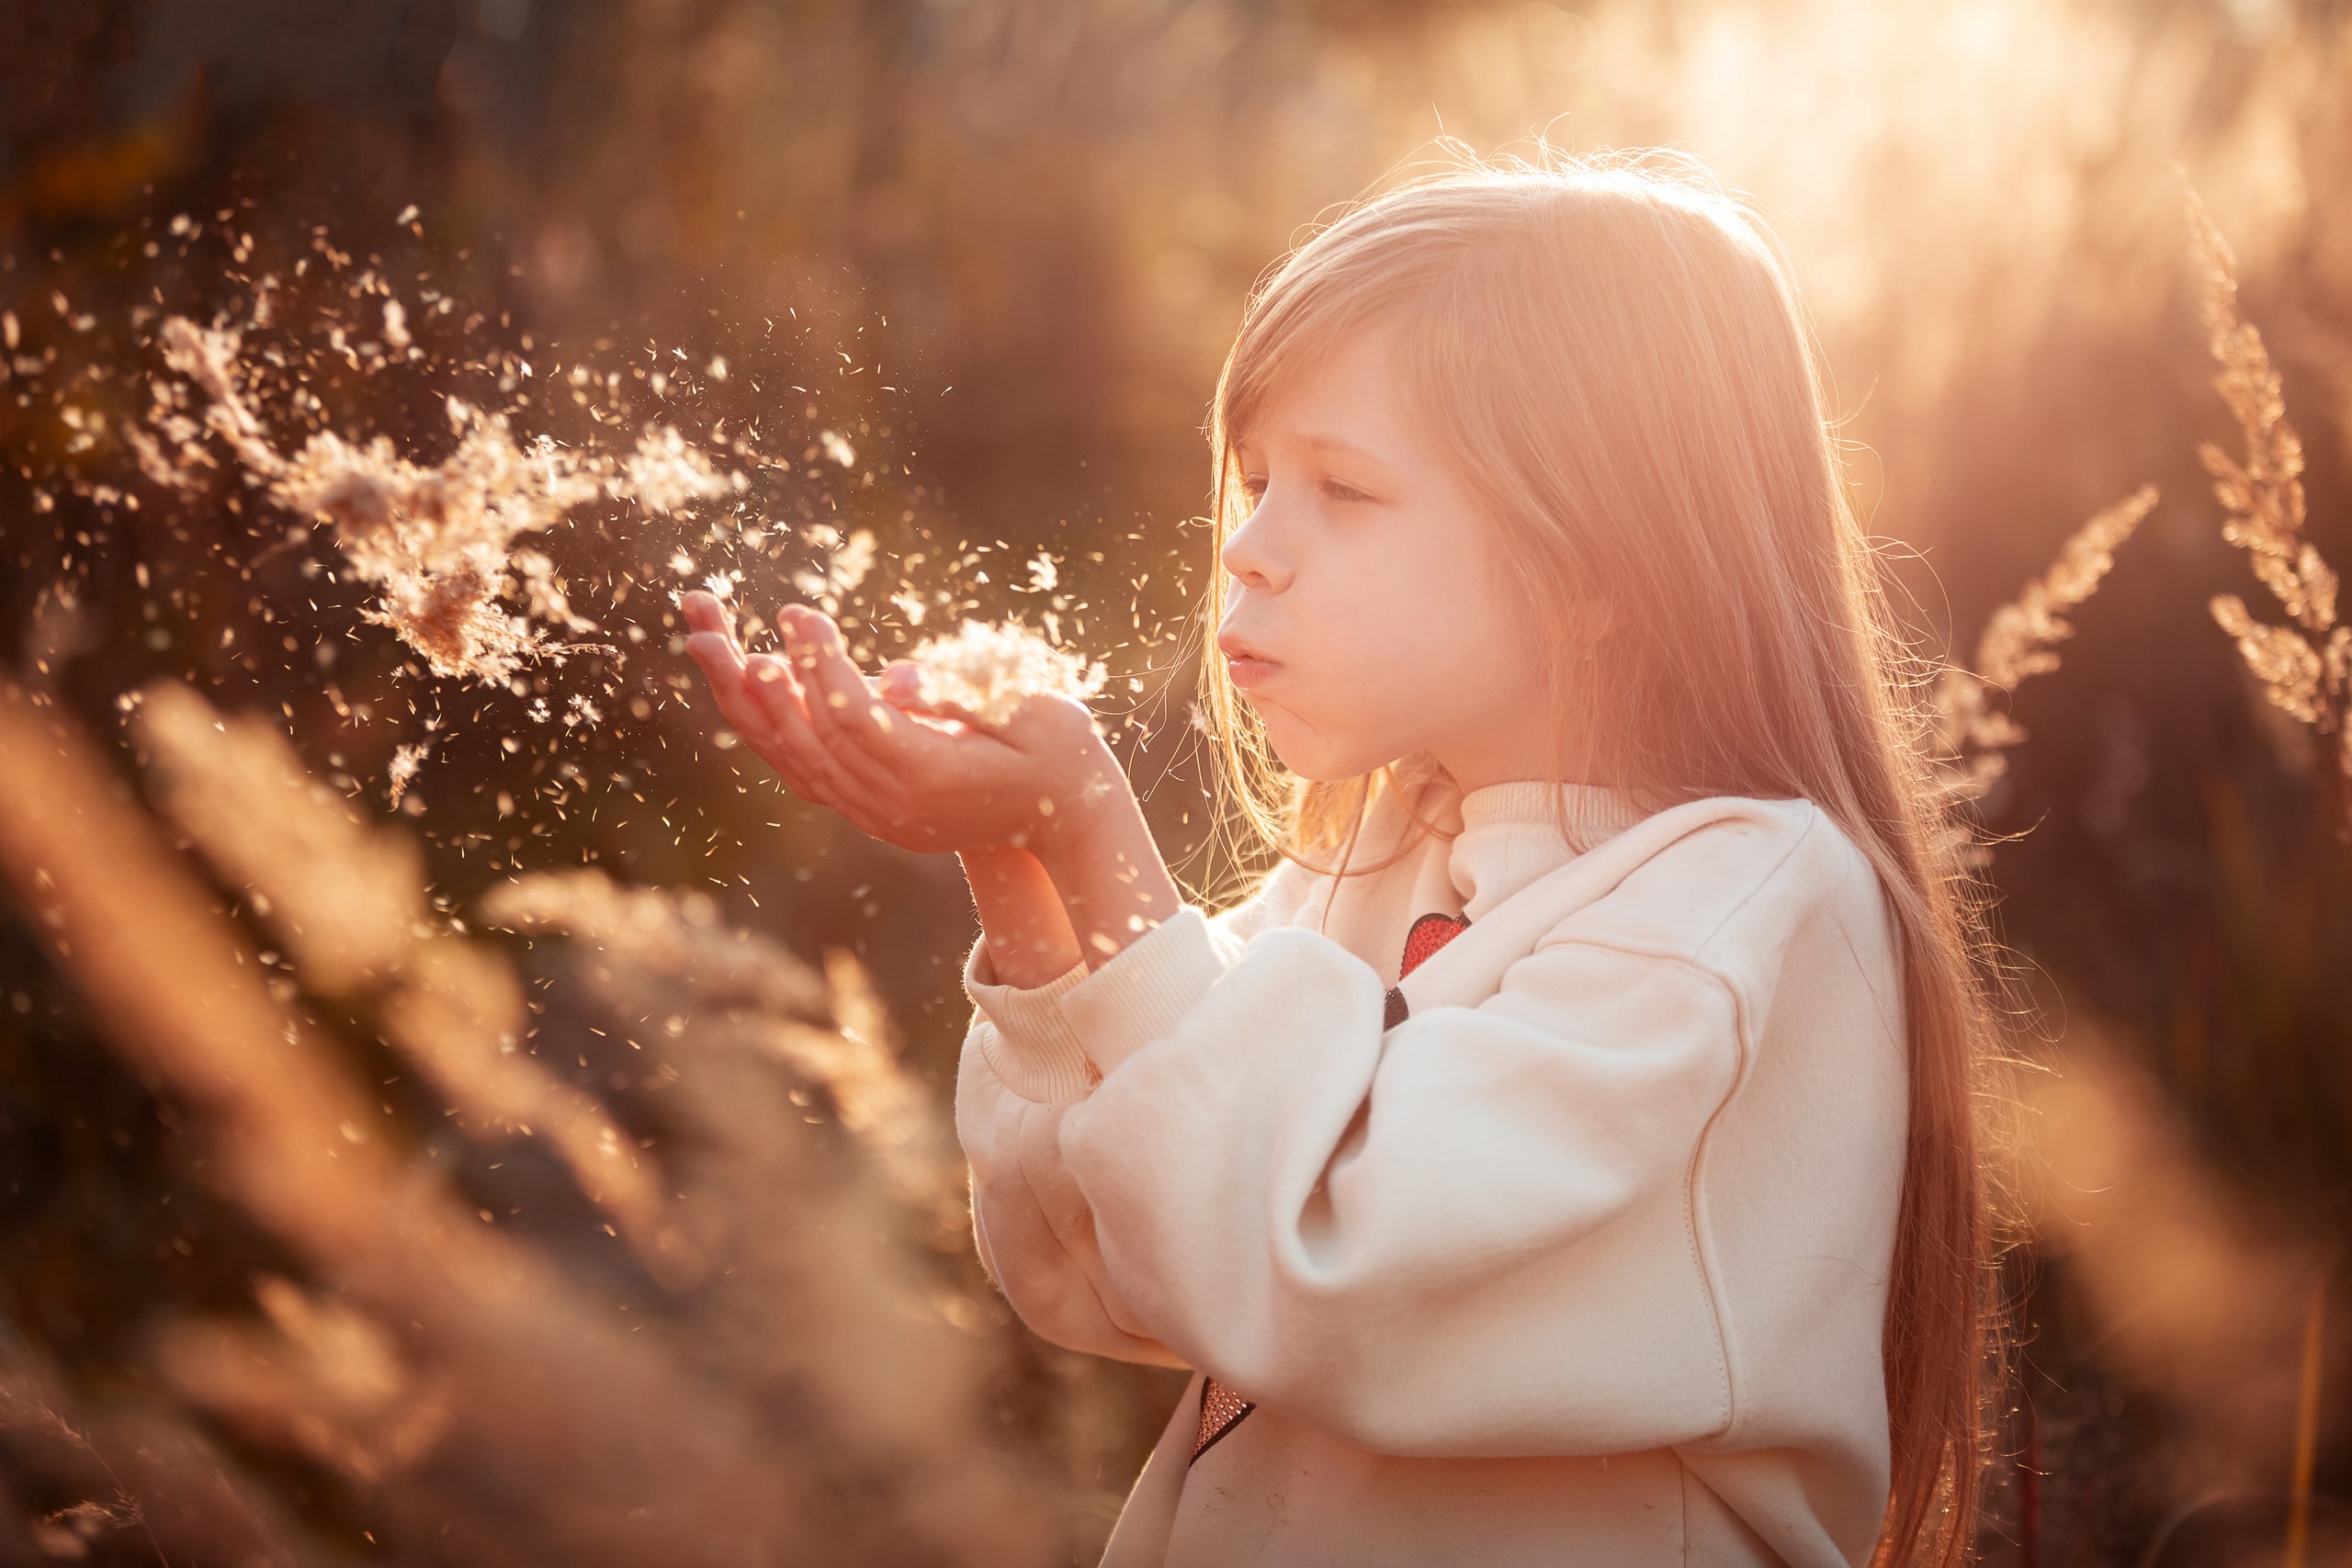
left=954, top=775, right=1908, bottom=1568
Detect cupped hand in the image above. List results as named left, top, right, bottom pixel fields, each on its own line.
left=679, top=591, right=1125, bottom=858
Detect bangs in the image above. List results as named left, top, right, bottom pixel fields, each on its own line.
left=1210, top=228, right=1452, bottom=492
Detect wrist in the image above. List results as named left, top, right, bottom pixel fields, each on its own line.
left=961, top=844, right=1084, bottom=987
left=1023, top=728, right=1130, bottom=869
left=1031, top=784, right=1182, bottom=969
left=960, top=841, right=1041, bottom=879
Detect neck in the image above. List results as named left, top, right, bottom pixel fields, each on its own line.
left=1431, top=737, right=1606, bottom=797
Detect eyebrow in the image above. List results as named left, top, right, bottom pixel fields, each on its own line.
left=1232, top=429, right=1392, bottom=470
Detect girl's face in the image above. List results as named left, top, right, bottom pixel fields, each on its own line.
left=1218, top=319, right=1557, bottom=791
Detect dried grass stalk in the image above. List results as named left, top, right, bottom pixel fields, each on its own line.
left=138, top=682, right=693, bottom=1281
left=2188, top=196, right=2352, bottom=831
left=0, top=1319, right=334, bottom=1566
left=1974, top=486, right=2159, bottom=692
left=0, top=682, right=1061, bottom=1564
left=1930, top=485, right=2158, bottom=818
left=154, top=1275, right=453, bottom=1485
left=2018, top=1031, right=2332, bottom=1501
left=478, top=867, right=827, bottom=1015
left=474, top=872, right=1057, bottom=1545
left=481, top=874, right=965, bottom=1241
left=137, top=682, right=425, bottom=991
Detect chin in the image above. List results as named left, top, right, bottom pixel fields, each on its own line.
left=1258, top=707, right=1392, bottom=784
left=1270, top=750, right=1353, bottom=784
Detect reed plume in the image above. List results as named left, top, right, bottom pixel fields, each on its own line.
left=1931, top=485, right=2159, bottom=822
left=2189, top=195, right=2352, bottom=840
left=0, top=680, right=1069, bottom=1566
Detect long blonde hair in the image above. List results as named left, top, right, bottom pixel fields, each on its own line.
left=1197, top=150, right=2006, bottom=1566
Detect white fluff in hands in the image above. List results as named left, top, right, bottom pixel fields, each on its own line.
left=906, top=619, right=1106, bottom=727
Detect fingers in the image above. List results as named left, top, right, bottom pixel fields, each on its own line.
left=679, top=589, right=737, bottom=644
left=783, top=607, right=955, bottom=797
left=878, top=660, right=925, bottom=708
left=684, top=596, right=966, bottom=848
left=680, top=591, right=761, bottom=709
left=693, top=659, right=777, bottom=755
left=684, top=624, right=786, bottom=758
left=679, top=592, right=745, bottom=684
left=684, top=626, right=744, bottom=692
left=742, top=651, right=873, bottom=808
left=677, top=592, right=859, bottom=813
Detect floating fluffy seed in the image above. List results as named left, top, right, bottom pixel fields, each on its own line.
left=157, top=317, right=282, bottom=476
left=387, top=740, right=430, bottom=807
left=270, top=409, right=604, bottom=682
left=514, top=549, right=598, bottom=633
left=157, top=314, right=725, bottom=682
left=369, top=569, right=544, bottom=685
left=791, top=529, right=875, bottom=606
left=275, top=408, right=603, bottom=579
left=621, top=425, right=733, bottom=514
left=827, top=530, right=876, bottom=594
left=383, top=299, right=411, bottom=354
left=126, top=426, right=195, bottom=491
left=905, top=619, right=1106, bottom=727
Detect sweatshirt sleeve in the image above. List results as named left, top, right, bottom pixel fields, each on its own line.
left=1048, top=884, right=1765, bottom=1459
left=951, top=860, right=1312, bottom=1369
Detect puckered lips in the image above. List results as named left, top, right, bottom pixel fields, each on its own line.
left=1216, top=630, right=1280, bottom=690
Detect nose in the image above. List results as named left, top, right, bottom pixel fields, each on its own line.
left=1218, top=492, right=1291, bottom=595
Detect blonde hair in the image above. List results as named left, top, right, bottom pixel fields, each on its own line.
left=1198, top=151, right=2006, bottom=1566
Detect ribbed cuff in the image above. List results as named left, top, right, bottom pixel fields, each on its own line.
left=963, top=936, right=1094, bottom=1102
left=1061, top=906, right=1227, bottom=1076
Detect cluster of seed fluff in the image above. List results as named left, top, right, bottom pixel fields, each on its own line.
left=155, top=316, right=736, bottom=685
left=905, top=618, right=1105, bottom=727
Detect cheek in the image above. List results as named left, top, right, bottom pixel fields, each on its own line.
left=1301, top=542, right=1429, bottom=660
left=1335, top=547, right=1517, bottom=694
left=1250, top=524, right=1534, bottom=768
left=1258, top=551, right=1459, bottom=756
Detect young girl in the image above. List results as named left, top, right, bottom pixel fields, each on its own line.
left=682, top=152, right=1999, bottom=1568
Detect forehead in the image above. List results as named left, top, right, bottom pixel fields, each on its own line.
left=1230, top=318, right=1417, bottom=454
